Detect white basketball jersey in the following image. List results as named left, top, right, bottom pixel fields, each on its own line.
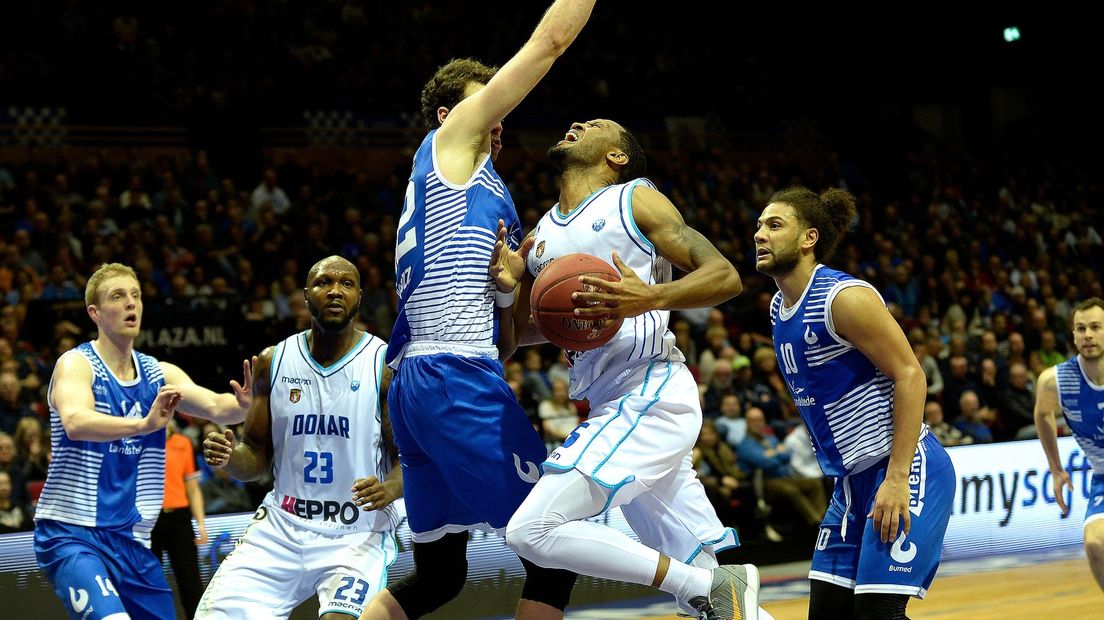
left=527, top=179, right=684, bottom=403
left=262, top=331, right=400, bottom=534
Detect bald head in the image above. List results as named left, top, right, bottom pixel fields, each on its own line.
left=307, top=256, right=360, bottom=289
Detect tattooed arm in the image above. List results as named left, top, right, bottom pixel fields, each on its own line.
left=573, top=185, right=742, bottom=319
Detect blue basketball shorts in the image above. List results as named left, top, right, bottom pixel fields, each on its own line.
left=388, top=352, right=548, bottom=542
left=34, top=519, right=173, bottom=619
left=809, top=432, right=955, bottom=598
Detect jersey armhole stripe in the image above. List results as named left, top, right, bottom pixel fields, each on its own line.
left=621, top=179, right=654, bottom=256
left=429, top=130, right=490, bottom=191
left=824, top=280, right=883, bottom=348
left=270, top=340, right=287, bottom=389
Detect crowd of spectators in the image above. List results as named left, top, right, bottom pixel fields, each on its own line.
left=0, top=131, right=1100, bottom=541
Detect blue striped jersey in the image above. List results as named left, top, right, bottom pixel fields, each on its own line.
left=388, top=130, right=519, bottom=364
left=1055, top=356, right=1104, bottom=473
left=36, top=342, right=166, bottom=547
left=770, top=265, right=927, bottom=478
left=526, top=179, right=683, bottom=403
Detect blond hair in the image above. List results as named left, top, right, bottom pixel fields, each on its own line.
left=85, top=263, right=138, bottom=306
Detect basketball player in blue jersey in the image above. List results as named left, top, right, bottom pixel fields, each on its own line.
left=753, top=187, right=955, bottom=619
left=1034, top=297, right=1104, bottom=593
left=197, top=255, right=402, bottom=619
left=34, top=262, right=255, bottom=620
left=494, top=119, right=765, bottom=620
left=379, top=1, right=594, bottom=619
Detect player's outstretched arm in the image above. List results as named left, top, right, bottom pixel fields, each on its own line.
left=52, top=352, right=182, bottom=441
left=832, top=285, right=926, bottom=544
left=1033, top=366, right=1071, bottom=515
left=202, top=348, right=275, bottom=481
left=435, top=0, right=596, bottom=177
left=575, top=185, right=742, bottom=319
left=160, top=356, right=256, bottom=425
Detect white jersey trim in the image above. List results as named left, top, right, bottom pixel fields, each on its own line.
left=823, top=279, right=884, bottom=348
left=88, top=342, right=144, bottom=387
left=430, top=131, right=491, bottom=190
left=777, top=264, right=826, bottom=322
left=1077, top=356, right=1104, bottom=391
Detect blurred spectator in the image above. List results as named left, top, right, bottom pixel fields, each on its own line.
left=714, top=393, right=747, bottom=447
left=1030, top=329, right=1067, bottom=374
left=0, top=370, right=34, bottom=434
left=925, top=401, right=973, bottom=447
left=202, top=466, right=254, bottom=515
left=0, top=470, right=32, bottom=533
left=941, top=354, right=977, bottom=420
left=692, top=420, right=756, bottom=535
left=13, top=416, right=48, bottom=483
left=251, top=168, right=291, bottom=216
left=999, top=362, right=1037, bottom=440
left=538, top=379, right=579, bottom=447
left=737, top=407, right=827, bottom=532
left=697, top=325, right=731, bottom=385
left=521, top=348, right=552, bottom=408
left=0, top=432, right=27, bottom=504
left=909, top=328, right=943, bottom=398
left=782, top=424, right=824, bottom=480
left=954, top=390, right=994, bottom=444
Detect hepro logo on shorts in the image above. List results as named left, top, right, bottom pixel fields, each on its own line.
left=281, top=494, right=360, bottom=524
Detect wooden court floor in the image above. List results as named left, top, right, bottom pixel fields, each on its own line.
left=647, top=557, right=1100, bottom=620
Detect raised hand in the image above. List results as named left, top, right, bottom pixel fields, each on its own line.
left=229, top=356, right=257, bottom=410
left=203, top=429, right=235, bottom=468
left=143, top=387, right=183, bottom=434
left=489, top=219, right=534, bottom=293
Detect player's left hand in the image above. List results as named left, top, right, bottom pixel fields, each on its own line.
left=573, top=251, right=654, bottom=319
left=353, top=476, right=399, bottom=512
left=489, top=219, right=534, bottom=293
left=870, top=477, right=911, bottom=544
left=194, top=521, right=208, bottom=546
left=229, top=356, right=257, bottom=410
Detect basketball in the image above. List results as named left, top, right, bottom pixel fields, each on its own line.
left=530, top=253, right=624, bottom=351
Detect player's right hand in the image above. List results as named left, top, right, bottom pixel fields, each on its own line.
left=143, top=386, right=182, bottom=434
left=489, top=218, right=534, bottom=292
left=204, top=429, right=235, bottom=467
left=1053, top=468, right=1072, bottom=516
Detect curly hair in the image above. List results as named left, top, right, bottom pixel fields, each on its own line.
left=420, top=58, right=498, bottom=129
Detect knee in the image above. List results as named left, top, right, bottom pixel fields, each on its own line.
left=505, top=513, right=542, bottom=560
left=1086, top=536, right=1104, bottom=562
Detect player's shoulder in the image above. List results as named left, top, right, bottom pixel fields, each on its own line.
left=54, top=347, right=93, bottom=377
left=1037, top=364, right=1059, bottom=389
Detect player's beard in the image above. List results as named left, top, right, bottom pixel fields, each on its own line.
left=1078, top=342, right=1102, bottom=361
left=756, top=242, right=801, bottom=278
left=547, top=140, right=594, bottom=173
left=307, top=297, right=357, bottom=332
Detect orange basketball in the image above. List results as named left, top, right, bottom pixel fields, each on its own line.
left=530, top=253, right=624, bottom=351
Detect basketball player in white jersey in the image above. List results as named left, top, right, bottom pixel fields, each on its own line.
left=1034, top=297, right=1104, bottom=592
left=197, top=256, right=402, bottom=619
left=494, top=119, right=764, bottom=620
left=34, top=262, right=254, bottom=620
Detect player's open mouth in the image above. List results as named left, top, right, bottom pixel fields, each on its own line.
left=563, top=129, right=580, bottom=142
left=124, top=314, right=138, bottom=324
left=756, top=248, right=771, bottom=259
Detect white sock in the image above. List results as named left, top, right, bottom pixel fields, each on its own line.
left=658, top=559, right=712, bottom=605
